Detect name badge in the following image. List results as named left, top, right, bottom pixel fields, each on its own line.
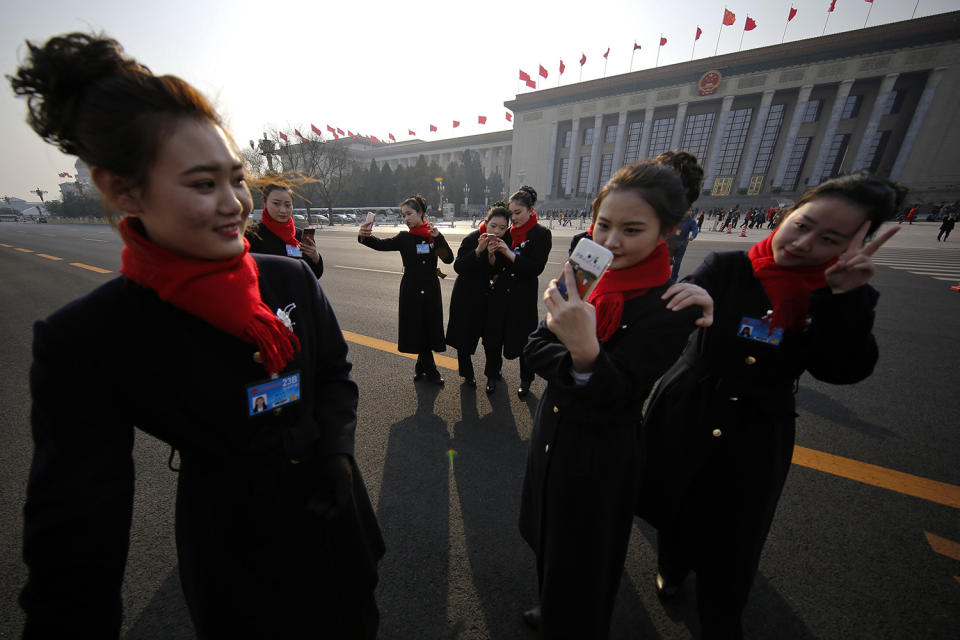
left=416, top=243, right=431, bottom=255
left=737, top=316, right=783, bottom=346
left=247, top=371, right=301, bottom=416
left=286, top=244, right=303, bottom=257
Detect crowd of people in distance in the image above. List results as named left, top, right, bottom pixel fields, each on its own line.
left=12, top=30, right=908, bottom=640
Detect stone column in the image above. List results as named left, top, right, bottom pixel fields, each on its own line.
left=890, top=68, right=945, bottom=182
left=586, top=115, right=603, bottom=194
left=565, top=119, right=580, bottom=196
left=545, top=121, right=560, bottom=198
left=703, top=95, right=736, bottom=190
left=851, top=73, right=899, bottom=171
left=638, top=108, right=654, bottom=162
left=738, top=90, right=776, bottom=190
left=807, top=79, right=855, bottom=185
left=612, top=110, right=628, bottom=171
left=670, top=102, right=688, bottom=151
left=771, top=84, right=815, bottom=189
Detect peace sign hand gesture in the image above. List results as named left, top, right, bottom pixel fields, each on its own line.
left=825, top=222, right=898, bottom=294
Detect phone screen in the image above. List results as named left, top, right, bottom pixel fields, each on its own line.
left=302, top=228, right=315, bottom=242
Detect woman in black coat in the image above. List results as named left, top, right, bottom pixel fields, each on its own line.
left=247, top=183, right=323, bottom=278
left=639, top=172, right=904, bottom=639
left=485, top=185, right=553, bottom=396
left=445, top=203, right=512, bottom=391
left=518, top=161, right=706, bottom=638
left=13, top=32, right=382, bottom=638
left=358, top=194, right=453, bottom=384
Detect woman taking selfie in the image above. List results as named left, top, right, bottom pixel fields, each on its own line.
left=639, top=172, right=903, bottom=639
left=358, top=195, right=453, bottom=384
left=12, top=33, right=383, bottom=638
left=247, top=183, right=323, bottom=278
left=485, top=185, right=552, bottom=397
left=518, top=160, right=707, bottom=638
left=445, top=203, right=512, bottom=390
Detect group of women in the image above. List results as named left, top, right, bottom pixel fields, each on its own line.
left=13, top=30, right=904, bottom=640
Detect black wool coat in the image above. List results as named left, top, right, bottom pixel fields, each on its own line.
left=21, top=255, right=384, bottom=639
left=492, top=224, right=552, bottom=359
left=638, top=251, right=879, bottom=611
left=248, top=221, right=324, bottom=278
left=519, top=286, right=699, bottom=638
left=359, top=231, right=453, bottom=354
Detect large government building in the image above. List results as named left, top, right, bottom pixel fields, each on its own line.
left=360, top=11, right=959, bottom=210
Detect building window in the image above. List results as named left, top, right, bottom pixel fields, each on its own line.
left=562, top=130, right=573, bottom=148
left=604, top=124, right=618, bottom=144
left=583, top=128, right=595, bottom=146
left=679, top=112, right=716, bottom=163
left=753, top=104, right=785, bottom=176
left=648, top=117, right=675, bottom=157
left=598, top=154, right=614, bottom=188
left=802, top=99, right=823, bottom=123
left=577, top=156, right=591, bottom=194
left=558, top=157, right=569, bottom=192
left=863, top=130, right=891, bottom=171
left=623, top=121, right=644, bottom=164
left=711, top=176, right=733, bottom=196
left=883, top=89, right=905, bottom=115
left=717, top=108, right=752, bottom=176
left=823, top=133, right=851, bottom=179
left=782, top=136, right=812, bottom=190
left=747, top=175, right=764, bottom=195
left=841, top=95, right=861, bottom=119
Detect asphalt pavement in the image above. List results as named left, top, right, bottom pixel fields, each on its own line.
left=0, top=219, right=957, bottom=639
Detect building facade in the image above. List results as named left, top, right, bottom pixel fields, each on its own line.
left=356, top=130, right=513, bottom=182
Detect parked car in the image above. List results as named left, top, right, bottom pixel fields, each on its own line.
left=37, top=216, right=47, bottom=223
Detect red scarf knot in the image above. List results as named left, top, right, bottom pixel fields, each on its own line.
left=407, top=221, right=434, bottom=240
left=510, top=210, right=538, bottom=249
left=587, top=241, right=671, bottom=343
left=118, top=217, right=300, bottom=375
left=747, top=231, right=837, bottom=332
left=260, top=210, right=299, bottom=247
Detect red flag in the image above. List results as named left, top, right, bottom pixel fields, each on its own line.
left=294, top=129, right=305, bottom=140
left=279, top=131, right=288, bottom=142
left=723, top=8, right=736, bottom=25
left=602, top=47, right=610, bottom=59
left=864, top=0, right=873, bottom=2
left=408, top=129, right=415, bottom=135
left=326, top=125, right=335, bottom=134
left=828, top=0, right=837, bottom=12
left=659, top=36, right=667, bottom=46
left=336, top=128, right=344, bottom=136
left=539, top=64, right=548, bottom=79
left=311, top=124, right=322, bottom=136
left=519, top=69, right=530, bottom=81
left=695, top=26, right=702, bottom=40
left=788, top=6, right=797, bottom=20
left=559, top=59, right=566, bottom=74
left=389, top=133, right=396, bottom=141
left=745, top=17, right=757, bottom=31
left=65, top=172, right=73, bottom=178
left=478, top=115, right=487, bottom=124
left=634, top=41, right=642, bottom=50
left=430, top=124, right=437, bottom=132
left=57, top=172, right=65, bottom=177
left=579, top=53, right=586, bottom=66
left=370, top=136, right=380, bottom=143
left=506, top=112, right=513, bottom=122
left=525, top=79, right=536, bottom=88
left=453, top=120, right=460, bottom=128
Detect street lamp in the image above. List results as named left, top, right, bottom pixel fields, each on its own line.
left=484, top=186, right=489, bottom=207
left=435, top=177, right=444, bottom=216
left=464, top=183, right=470, bottom=208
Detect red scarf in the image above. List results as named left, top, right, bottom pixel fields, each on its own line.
left=587, top=241, right=671, bottom=342
left=118, top=217, right=300, bottom=375
left=510, top=210, right=538, bottom=248
left=407, top=221, right=433, bottom=240
left=747, top=231, right=837, bottom=332
left=478, top=221, right=487, bottom=234
left=260, top=209, right=298, bottom=247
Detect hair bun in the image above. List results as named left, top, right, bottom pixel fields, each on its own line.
left=654, top=151, right=704, bottom=207
left=520, top=185, right=537, bottom=205
left=491, top=200, right=508, bottom=209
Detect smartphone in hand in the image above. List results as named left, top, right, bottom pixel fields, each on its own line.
left=302, top=227, right=315, bottom=243
left=365, top=212, right=376, bottom=225
left=556, top=237, right=614, bottom=300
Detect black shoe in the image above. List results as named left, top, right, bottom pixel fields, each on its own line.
left=517, top=380, right=532, bottom=398
left=413, top=371, right=426, bottom=382
left=426, top=370, right=445, bottom=386
left=485, top=378, right=496, bottom=395
left=655, top=572, right=682, bottom=598
left=522, top=605, right=541, bottom=630
left=463, top=376, right=477, bottom=387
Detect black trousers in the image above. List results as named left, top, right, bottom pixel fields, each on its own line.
left=415, top=351, right=438, bottom=375
left=457, top=346, right=504, bottom=379
left=938, top=228, right=952, bottom=241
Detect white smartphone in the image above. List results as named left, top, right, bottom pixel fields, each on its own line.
left=557, top=237, right=614, bottom=299
left=365, top=212, right=376, bottom=225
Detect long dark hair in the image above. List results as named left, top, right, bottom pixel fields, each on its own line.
left=786, top=172, right=907, bottom=237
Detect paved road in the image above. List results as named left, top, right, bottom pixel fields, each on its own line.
left=0, top=220, right=957, bottom=639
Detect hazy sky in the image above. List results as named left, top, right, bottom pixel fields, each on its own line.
left=2, top=0, right=957, bottom=202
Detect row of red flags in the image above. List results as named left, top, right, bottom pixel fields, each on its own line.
left=57, top=172, right=73, bottom=178
left=275, top=113, right=514, bottom=146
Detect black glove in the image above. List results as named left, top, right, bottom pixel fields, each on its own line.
left=306, top=454, right=354, bottom=521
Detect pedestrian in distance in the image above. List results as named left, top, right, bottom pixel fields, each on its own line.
left=445, top=202, right=512, bottom=391
left=358, top=194, right=453, bottom=385
left=484, top=185, right=553, bottom=397
left=518, top=160, right=709, bottom=638
left=938, top=213, right=955, bottom=241
left=247, top=182, right=323, bottom=278
left=11, top=32, right=384, bottom=638
left=659, top=151, right=705, bottom=282
left=638, top=171, right=905, bottom=640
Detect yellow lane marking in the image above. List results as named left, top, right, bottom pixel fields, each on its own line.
left=925, top=531, right=960, bottom=562
left=15, top=248, right=34, bottom=253
left=36, top=254, right=63, bottom=261
left=69, top=262, right=112, bottom=274
left=0, top=243, right=12, bottom=247
left=793, top=445, right=960, bottom=509
left=341, top=330, right=459, bottom=370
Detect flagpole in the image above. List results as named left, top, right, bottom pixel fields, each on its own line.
left=739, top=22, right=746, bottom=51
left=782, top=17, right=789, bottom=43
left=630, top=47, right=636, bottom=72
left=691, top=34, right=697, bottom=61
left=715, top=6, right=725, bottom=55
left=823, top=12, right=831, bottom=36
left=912, top=0, right=920, bottom=18
left=603, top=57, right=608, bottom=78
left=656, top=34, right=662, bottom=67
left=865, top=0, right=874, bottom=27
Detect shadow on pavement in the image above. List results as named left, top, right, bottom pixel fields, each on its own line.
left=124, top=567, right=194, bottom=639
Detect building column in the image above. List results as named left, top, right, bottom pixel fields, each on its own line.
left=612, top=110, right=628, bottom=171
left=738, top=90, right=776, bottom=190
left=670, top=102, right=688, bottom=151
left=586, top=115, right=603, bottom=194
left=771, top=84, right=815, bottom=189
left=638, top=108, right=654, bottom=162
left=545, top=121, right=560, bottom=198
left=703, top=95, right=736, bottom=191
left=807, top=79, right=856, bottom=185
left=851, top=73, right=900, bottom=171
left=890, top=68, right=945, bottom=182
left=565, top=119, right=581, bottom=196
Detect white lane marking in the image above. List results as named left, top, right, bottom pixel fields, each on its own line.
left=334, top=265, right=403, bottom=275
